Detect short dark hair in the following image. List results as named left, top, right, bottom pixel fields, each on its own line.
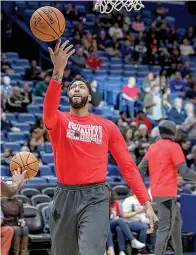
left=67, top=76, right=92, bottom=96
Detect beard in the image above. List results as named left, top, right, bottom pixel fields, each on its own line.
left=69, top=95, right=89, bottom=109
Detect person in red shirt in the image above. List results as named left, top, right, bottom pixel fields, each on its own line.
left=0, top=169, right=26, bottom=198
left=86, top=48, right=102, bottom=70
left=138, top=120, right=196, bottom=255
left=122, top=77, right=139, bottom=118
left=131, top=110, right=153, bottom=131
left=44, top=39, right=157, bottom=255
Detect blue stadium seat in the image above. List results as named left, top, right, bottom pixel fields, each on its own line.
left=27, top=105, right=41, bottom=114
left=109, top=64, right=123, bottom=71
left=143, top=18, right=152, bottom=26
left=59, top=105, right=70, bottom=112
left=137, top=65, right=149, bottom=72
left=27, top=1, right=39, bottom=9
left=6, top=52, right=19, bottom=59
left=123, top=70, right=137, bottom=77
left=42, top=153, right=54, bottom=164
left=11, top=66, right=26, bottom=73
left=165, top=16, right=175, bottom=26
left=136, top=71, right=147, bottom=78
left=39, top=2, right=52, bottom=7
left=39, top=165, right=54, bottom=176
left=109, top=70, right=123, bottom=76
left=97, top=50, right=107, bottom=57
left=49, top=177, right=57, bottom=184
left=8, top=73, right=21, bottom=80
left=7, top=132, right=26, bottom=142
left=1, top=166, right=10, bottom=176
left=86, top=13, right=96, bottom=21
left=44, top=142, right=53, bottom=153
left=14, top=123, right=29, bottom=132
left=150, top=65, right=161, bottom=72
left=94, top=107, right=111, bottom=115
left=26, top=177, right=47, bottom=184
left=95, top=70, right=107, bottom=76
left=142, top=10, right=152, bottom=18
left=81, top=69, right=93, bottom=76
left=107, top=76, right=122, bottom=82
left=15, top=2, right=27, bottom=9
left=2, top=142, right=21, bottom=152
left=110, top=57, right=122, bottom=64
left=100, top=63, right=109, bottom=70
left=49, top=163, right=55, bottom=173
left=15, top=59, right=30, bottom=66
left=107, top=165, right=120, bottom=176
left=1, top=133, right=7, bottom=142
left=18, top=113, right=35, bottom=122
left=123, top=64, right=137, bottom=71
left=6, top=112, right=16, bottom=121
left=99, top=57, right=109, bottom=63
left=176, top=28, right=186, bottom=37
left=60, top=96, right=69, bottom=105
left=34, top=97, right=44, bottom=105
left=75, top=4, right=86, bottom=13
left=106, top=176, right=114, bottom=183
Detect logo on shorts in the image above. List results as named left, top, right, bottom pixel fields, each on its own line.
left=66, top=121, right=103, bottom=144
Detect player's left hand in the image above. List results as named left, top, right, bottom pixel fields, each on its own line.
left=144, top=201, right=158, bottom=234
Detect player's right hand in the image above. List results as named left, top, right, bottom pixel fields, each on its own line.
left=48, top=39, right=75, bottom=72
left=12, top=168, right=27, bottom=187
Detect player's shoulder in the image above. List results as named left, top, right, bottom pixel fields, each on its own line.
left=91, top=113, right=115, bottom=127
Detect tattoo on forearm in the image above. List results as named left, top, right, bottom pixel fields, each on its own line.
left=52, top=71, right=63, bottom=83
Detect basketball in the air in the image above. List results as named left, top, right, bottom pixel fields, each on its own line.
left=30, top=6, right=66, bottom=42
left=10, top=152, right=39, bottom=180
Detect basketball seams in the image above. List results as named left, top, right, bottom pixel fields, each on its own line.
left=19, top=153, right=30, bottom=179
left=36, top=9, right=60, bottom=37
left=30, top=18, right=56, bottom=40
left=47, top=6, right=62, bottom=33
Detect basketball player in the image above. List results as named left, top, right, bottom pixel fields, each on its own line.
left=0, top=168, right=26, bottom=198
left=44, top=39, right=157, bottom=255
left=138, top=120, right=196, bottom=255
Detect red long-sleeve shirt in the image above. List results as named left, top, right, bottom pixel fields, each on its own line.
left=43, top=79, right=150, bottom=205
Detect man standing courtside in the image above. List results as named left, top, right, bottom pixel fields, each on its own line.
left=43, top=39, right=157, bottom=255
left=138, top=120, right=196, bottom=255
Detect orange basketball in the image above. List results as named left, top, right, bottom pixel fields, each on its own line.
left=30, top=6, right=66, bottom=42
left=10, top=152, right=39, bottom=180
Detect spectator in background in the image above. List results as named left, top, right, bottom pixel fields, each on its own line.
left=20, top=82, right=33, bottom=106
left=1, top=196, right=29, bottom=255
left=70, top=46, right=86, bottom=76
left=1, top=109, right=20, bottom=132
left=34, top=75, right=51, bottom=97
left=122, top=127, right=137, bottom=161
left=90, top=80, right=104, bottom=108
left=180, top=139, right=193, bottom=166
left=189, top=145, right=196, bottom=172
left=1, top=208, right=14, bottom=255
left=122, top=77, right=139, bottom=118
left=167, top=97, right=187, bottom=124
left=82, top=32, right=97, bottom=52
left=97, top=30, right=108, bottom=51
left=62, top=2, right=79, bottom=21
left=0, top=90, right=6, bottom=111
left=183, top=105, right=196, bottom=140
left=132, top=15, right=145, bottom=33
left=24, top=60, right=40, bottom=81
left=86, top=49, right=102, bottom=70
left=1, top=76, right=12, bottom=97
left=131, top=111, right=152, bottom=132
left=1, top=148, right=13, bottom=166
left=169, top=71, right=186, bottom=96
left=109, top=22, right=124, bottom=39
left=1, top=54, right=12, bottom=73
left=71, top=31, right=82, bottom=47
left=180, top=38, right=195, bottom=57
left=184, top=26, right=195, bottom=44
left=30, top=118, right=49, bottom=145
left=177, top=175, right=191, bottom=196
left=134, top=41, right=147, bottom=64
left=142, top=73, right=157, bottom=93
left=180, top=61, right=192, bottom=78
left=120, top=40, right=134, bottom=63
left=6, top=86, right=29, bottom=112
left=106, top=41, right=121, bottom=57
left=185, top=83, right=196, bottom=103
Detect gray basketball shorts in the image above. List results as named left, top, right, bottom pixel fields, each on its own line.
left=49, top=182, right=110, bottom=255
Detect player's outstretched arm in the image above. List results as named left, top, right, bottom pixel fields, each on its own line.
left=0, top=168, right=27, bottom=198
left=171, top=143, right=196, bottom=181
left=43, top=39, right=75, bottom=129
left=108, top=122, right=157, bottom=233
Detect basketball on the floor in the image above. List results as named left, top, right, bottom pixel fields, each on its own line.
left=30, top=6, right=66, bottom=42
left=10, top=152, right=39, bottom=180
